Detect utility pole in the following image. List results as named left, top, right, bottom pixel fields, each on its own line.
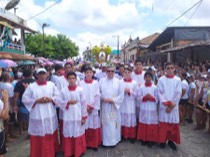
left=42, top=23, right=50, bottom=57
left=89, top=42, right=92, bottom=62
left=113, top=35, right=120, bottom=61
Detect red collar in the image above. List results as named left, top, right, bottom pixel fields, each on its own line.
left=84, top=79, right=93, bottom=84
left=124, top=78, right=132, bottom=82
left=145, top=82, right=152, bottom=87
left=68, top=85, right=77, bottom=91
left=165, top=74, right=175, bottom=78
left=36, top=80, right=47, bottom=86
left=134, top=70, right=142, bottom=75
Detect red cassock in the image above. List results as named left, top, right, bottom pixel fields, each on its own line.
left=158, top=122, right=180, bottom=144
left=85, top=128, right=101, bottom=148
left=62, top=134, right=86, bottom=157
left=121, top=126, right=136, bottom=139
left=136, top=84, right=159, bottom=142
left=30, top=130, right=59, bottom=157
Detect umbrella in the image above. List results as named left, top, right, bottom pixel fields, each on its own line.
left=0, top=59, right=17, bottom=68
left=43, top=61, right=53, bottom=66
left=53, top=60, right=64, bottom=65
left=19, top=60, right=36, bottom=65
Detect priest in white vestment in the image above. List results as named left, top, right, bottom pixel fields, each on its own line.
left=99, top=65, right=124, bottom=146
left=22, top=68, right=60, bottom=157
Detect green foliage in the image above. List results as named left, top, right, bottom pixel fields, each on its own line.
left=91, top=46, right=100, bottom=55
left=25, top=33, right=79, bottom=59
left=104, top=46, right=112, bottom=55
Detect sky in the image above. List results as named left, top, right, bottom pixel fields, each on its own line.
left=1, top=0, right=210, bottom=56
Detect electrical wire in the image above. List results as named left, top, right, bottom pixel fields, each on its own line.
left=166, top=0, right=203, bottom=28
left=27, top=0, right=62, bottom=21
left=185, top=0, right=203, bottom=25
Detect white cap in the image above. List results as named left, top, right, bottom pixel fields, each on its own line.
left=101, top=62, right=107, bottom=67
left=36, top=68, right=47, bottom=74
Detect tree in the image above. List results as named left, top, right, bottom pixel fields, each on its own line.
left=104, top=46, right=112, bottom=61
left=25, top=33, right=79, bottom=59
left=91, top=46, right=100, bottom=62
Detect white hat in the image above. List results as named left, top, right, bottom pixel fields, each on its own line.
left=36, top=68, right=47, bottom=74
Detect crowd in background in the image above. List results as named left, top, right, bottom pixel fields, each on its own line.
left=0, top=58, right=209, bottom=157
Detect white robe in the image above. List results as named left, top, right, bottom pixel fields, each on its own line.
left=99, top=77, right=124, bottom=146
left=157, top=76, right=182, bottom=123
left=131, top=71, right=146, bottom=87
left=137, top=84, right=159, bottom=124
left=131, top=71, right=146, bottom=118
left=80, top=80, right=101, bottom=129
left=55, top=86, right=87, bottom=137
left=22, top=82, right=59, bottom=136
left=58, top=75, right=80, bottom=120
left=120, top=79, right=137, bottom=127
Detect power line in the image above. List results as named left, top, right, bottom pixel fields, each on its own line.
left=0, top=0, right=4, bottom=8
left=166, top=0, right=203, bottom=28
left=185, top=0, right=203, bottom=25
left=27, top=0, right=62, bottom=21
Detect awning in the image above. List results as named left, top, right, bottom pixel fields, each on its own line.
left=0, top=21, right=13, bottom=29
left=0, top=52, right=34, bottom=60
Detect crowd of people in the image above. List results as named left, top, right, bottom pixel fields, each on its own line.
left=0, top=59, right=209, bottom=157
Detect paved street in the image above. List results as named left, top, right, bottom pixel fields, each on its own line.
left=6, top=119, right=210, bottom=157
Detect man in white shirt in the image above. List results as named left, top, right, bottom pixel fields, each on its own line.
left=179, top=72, right=189, bottom=125
left=0, top=72, right=15, bottom=142
left=0, top=90, right=9, bottom=157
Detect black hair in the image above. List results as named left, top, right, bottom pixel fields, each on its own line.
left=164, top=62, right=173, bottom=68
left=22, top=68, right=32, bottom=78
left=1, top=72, right=10, bottom=82
left=144, top=71, right=153, bottom=78
left=67, top=71, right=77, bottom=79
left=134, top=59, right=142, bottom=65
left=54, top=64, right=63, bottom=71
left=181, top=72, right=187, bottom=79
left=81, top=64, right=88, bottom=73
left=65, top=62, right=73, bottom=67
left=84, top=66, right=93, bottom=72
left=124, top=67, right=132, bottom=72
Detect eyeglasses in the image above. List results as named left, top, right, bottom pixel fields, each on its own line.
left=68, top=77, right=76, bottom=80
left=166, top=67, right=174, bottom=70
left=107, top=70, right=114, bottom=73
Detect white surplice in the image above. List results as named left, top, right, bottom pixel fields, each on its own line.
left=99, top=77, right=124, bottom=146
left=131, top=71, right=146, bottom=87
left=58, top=75, right=80, bottom=120
left=56, top=86, right=87, bottom=138
left=137, top=84, right=159, bottom=124
left=22, top=81, right=59, bottom=136
left=80, top=80, right=101, bottom=129
left=157, top=76, right=182, bottom=123
left=120, top=79, right=137, bottom=127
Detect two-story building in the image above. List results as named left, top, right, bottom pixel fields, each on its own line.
left=0, top=7, right=36, bottom=60
left=149, top=26, right=210, bottom=63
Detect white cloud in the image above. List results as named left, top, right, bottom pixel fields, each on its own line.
left=1, top=0, right=210, bottom=57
